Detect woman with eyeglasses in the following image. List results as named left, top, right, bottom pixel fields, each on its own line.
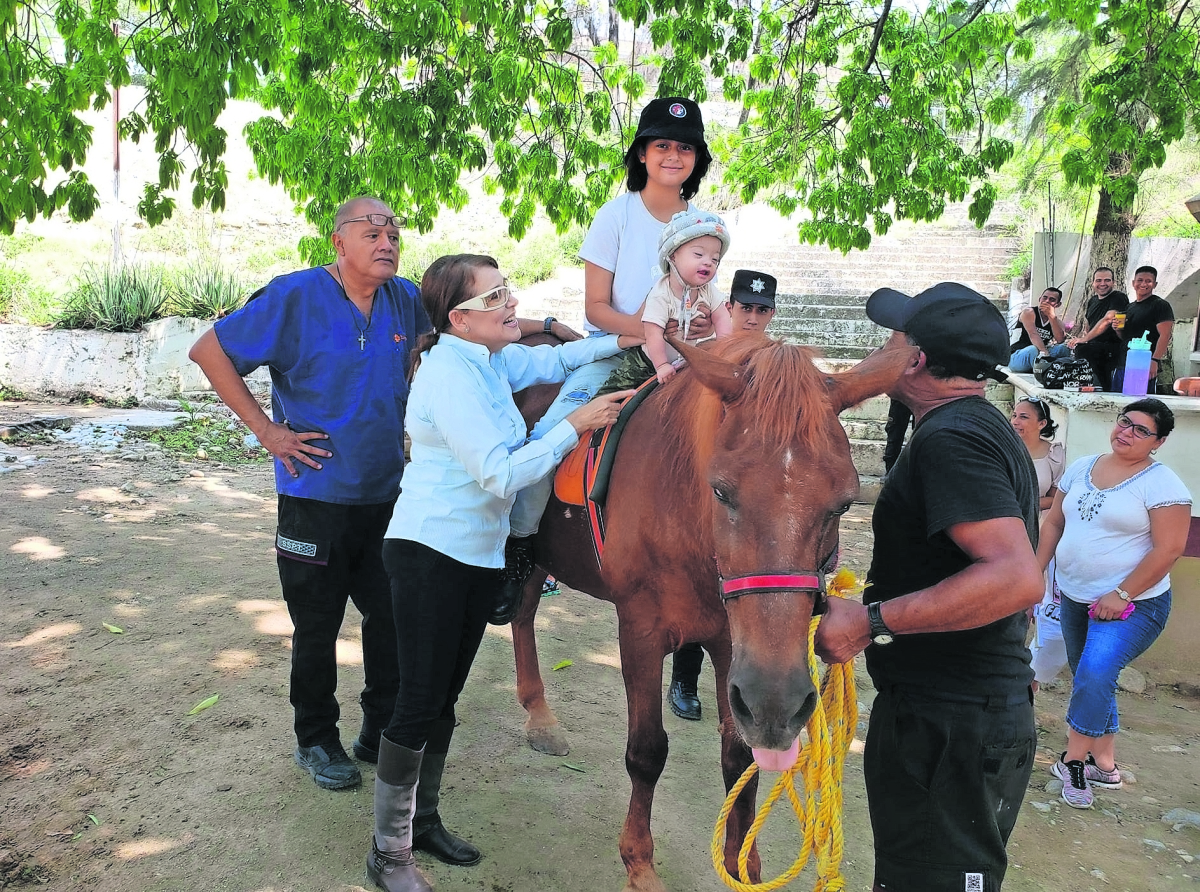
left=365, top=254, right=637, bottom=892
left=1036, top=398, right=1191, bottom=810
left=1011, top=396, right=1068, bottom=692
left=1008, top=287, right=1071, bottom=372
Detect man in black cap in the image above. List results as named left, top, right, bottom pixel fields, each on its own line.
left=816, top=282, right=1043, bottom=892
left=726, top=269, right=778, bottom=332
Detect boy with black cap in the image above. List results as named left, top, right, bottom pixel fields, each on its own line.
left=815, top=282, right=1043, bottom=892
left=727, top=269, right=778, bottom=331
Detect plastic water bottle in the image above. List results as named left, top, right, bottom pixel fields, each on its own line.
left=1122, top=334, right=1153, bottom=396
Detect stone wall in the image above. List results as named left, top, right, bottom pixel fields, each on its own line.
left=0, top=318, right=269, bottom=400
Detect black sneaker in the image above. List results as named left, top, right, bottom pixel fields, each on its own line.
left=492, top=535, right=536, bottom=625
left=667, top=678, right=702, bottom=721
left=294, top=740, right=362, bottom=790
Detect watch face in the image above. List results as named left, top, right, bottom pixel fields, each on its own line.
left=873, top=632, right=894, bottom=646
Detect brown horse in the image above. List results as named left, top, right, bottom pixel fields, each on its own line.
left=512, top=334, right=912, bottom=892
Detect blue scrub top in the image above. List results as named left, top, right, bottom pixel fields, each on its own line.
left=214, top=266, right=429, bottom=505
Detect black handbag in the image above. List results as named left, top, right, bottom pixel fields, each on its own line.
left=1035, top=357, right=1096, bottom=390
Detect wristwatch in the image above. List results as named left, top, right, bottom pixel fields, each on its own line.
left=1115, top=586, right=1132, bottom=602
left=543, top=316, right=557, bottom=334
left=867, top=601, right=894, bottom=645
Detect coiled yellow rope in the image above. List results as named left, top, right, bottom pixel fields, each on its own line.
left=711, top=569, right=861, bottom=892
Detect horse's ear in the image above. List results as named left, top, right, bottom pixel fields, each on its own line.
left=671, top=337, right=747, bottom=401
left=826, top=345, right=918, bottom=413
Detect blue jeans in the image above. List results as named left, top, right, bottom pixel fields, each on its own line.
left=508, top=350, right=624, bottom=537
left=1008, top=342, right=1071, bottom=372
left=1059, top=591, right=1171, bottom=737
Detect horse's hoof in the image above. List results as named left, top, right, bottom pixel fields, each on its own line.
left=527, top=723, right=570, bottom=756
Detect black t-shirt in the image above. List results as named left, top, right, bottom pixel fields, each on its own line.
left=1121, top=295, right=1174, bottom=353
left=1011, top=307, right=1055, bottom=353
left=1084, top=291, right=1129, bottom=344
left=865, top=396, right=1038, bottom=696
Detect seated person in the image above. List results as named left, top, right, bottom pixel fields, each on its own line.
left=1009, top=287, right=1071, bottom=372
left=599, top=210, right=732, bottom=392
left=1070, top=266, right=1129, bottom=387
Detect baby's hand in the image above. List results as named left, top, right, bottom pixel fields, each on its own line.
left=655, top=363, right=676, bottom=385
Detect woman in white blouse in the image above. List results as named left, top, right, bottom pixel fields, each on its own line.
left=364, top=254, right=636, bottom=892
left=1036, top=398, right=1191, bottom=811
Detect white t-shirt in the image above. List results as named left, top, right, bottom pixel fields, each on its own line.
left=1054, top=455, right=1192, bottom=603
left=578, top=192, right=696, bottom=333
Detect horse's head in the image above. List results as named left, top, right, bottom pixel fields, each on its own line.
left=670, top=335, right=914, bottom=760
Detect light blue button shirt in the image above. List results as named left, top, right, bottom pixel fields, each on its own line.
left=385, top=332, right=624, bottom=567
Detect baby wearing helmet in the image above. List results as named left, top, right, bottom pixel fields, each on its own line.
left=642, top=210, right=733, bottom=384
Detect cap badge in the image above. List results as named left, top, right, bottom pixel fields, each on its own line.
left=750, top=278, right=766, bottom=293
left=669, top=102, right=687, bottom=118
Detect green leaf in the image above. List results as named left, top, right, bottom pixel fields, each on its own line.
left=551, top=659, right=573, bottom=671
left=187, top=694, right=220, bottom=715
left=102, top=622, right=124, bottom=634
left=88, top=814, right=100, bottom=826
left=562, top=762, right=586, bottom=772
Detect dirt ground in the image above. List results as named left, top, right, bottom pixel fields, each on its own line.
left=3, top=405, right=1200, bottom=892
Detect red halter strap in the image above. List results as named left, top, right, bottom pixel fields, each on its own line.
left=719, top=571, right=828, bottom=614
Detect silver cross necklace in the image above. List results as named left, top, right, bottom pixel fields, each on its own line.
left=333, top=261, right=374, bottom=351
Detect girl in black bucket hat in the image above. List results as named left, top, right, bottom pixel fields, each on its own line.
left=506, top=99, right=718, bottom=723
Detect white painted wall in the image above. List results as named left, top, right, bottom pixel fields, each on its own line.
left=0, top=318, right=270, bottom=399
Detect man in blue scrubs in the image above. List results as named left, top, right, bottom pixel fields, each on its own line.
left=190, top=197, right=427, bottom=790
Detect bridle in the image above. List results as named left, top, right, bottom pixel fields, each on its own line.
left=718, top=544, right=840, bottom=616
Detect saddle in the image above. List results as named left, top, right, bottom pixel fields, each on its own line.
left=552, top=376, right=659, bottom=558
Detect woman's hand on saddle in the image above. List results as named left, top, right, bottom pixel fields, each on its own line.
left=566, top=390, right=636, bottom=435
left=813, top=598, right=870, bottom=665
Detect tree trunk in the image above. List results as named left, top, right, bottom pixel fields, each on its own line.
left=607, top=0, right=619, bottom=44
left=1082, top=173, right=1137, bottom=330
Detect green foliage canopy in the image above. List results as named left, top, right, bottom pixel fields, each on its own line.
left=5, top=0, right=1033, bottom=255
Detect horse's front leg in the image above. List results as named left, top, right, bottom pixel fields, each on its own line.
left=709, top=631, right=761, bottom=883
left=512, top=568, right=571, bottom=755
left=616, top=611, right=670, bottom=892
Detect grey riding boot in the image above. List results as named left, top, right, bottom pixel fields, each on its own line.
left=366, top=737, right=432, bottom=892
left=412, top=718, right=482, bottom=866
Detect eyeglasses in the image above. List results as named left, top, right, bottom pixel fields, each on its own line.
left=454, top=281, right=514, bottom=312
left=1018, top=396, right=1044, bottom=405
left=337, top=213, right=401, bottom=229
left=1116, top=414, right=1158, bottom=439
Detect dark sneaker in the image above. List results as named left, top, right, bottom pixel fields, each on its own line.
left=353, top=731, right=380, bottom=764
left=541, top=576, right=561, bottom=597
left=667, top=678, right=701, bottom=721
left=295, top=740, right=362, bottom=790
left=1053, top=758, right=1094, bottom=809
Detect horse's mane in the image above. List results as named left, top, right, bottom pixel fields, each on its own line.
left=659, top=336, right=838, bottom=480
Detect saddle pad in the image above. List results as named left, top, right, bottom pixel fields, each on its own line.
left=553, top=437, right=590, bottom=506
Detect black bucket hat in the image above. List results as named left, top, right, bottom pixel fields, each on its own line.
left=629, top=97, right=706, bottom=149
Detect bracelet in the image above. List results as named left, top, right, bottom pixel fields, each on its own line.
left=655, top=363, right=672, bottom=370
left=543, top=316, right=557, bottom=334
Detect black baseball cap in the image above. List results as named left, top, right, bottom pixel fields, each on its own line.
left=866, top=282, right=1010, bottom=382
left=729, top=270, right=777, bottom=308
left=629, top=98, right=706, bottom=148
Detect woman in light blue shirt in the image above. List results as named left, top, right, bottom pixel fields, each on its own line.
left=365, top=254, right=637, bottom=892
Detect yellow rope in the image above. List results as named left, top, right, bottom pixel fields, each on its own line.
left=711, top=569, right=861, bottom=892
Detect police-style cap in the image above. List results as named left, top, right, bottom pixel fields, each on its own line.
left=866, top=282, right=1010, bottom=382
left=729, top=270, right=777, bottom=308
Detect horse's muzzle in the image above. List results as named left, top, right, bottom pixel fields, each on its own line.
left=727, top=656, right=818, bottom=751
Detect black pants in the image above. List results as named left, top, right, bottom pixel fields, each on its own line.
left=383, top=539, right=500, bottom=750
left=276, top=495, right=400, bottom=748
left=865, top=685, right=1035, bottom=892
left=1074, top=339, right=1124, bottom=390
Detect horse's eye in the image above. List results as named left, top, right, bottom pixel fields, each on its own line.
left=713, top=486, right=733, bottom=507
left=830, top=503, right=851, bottom=518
